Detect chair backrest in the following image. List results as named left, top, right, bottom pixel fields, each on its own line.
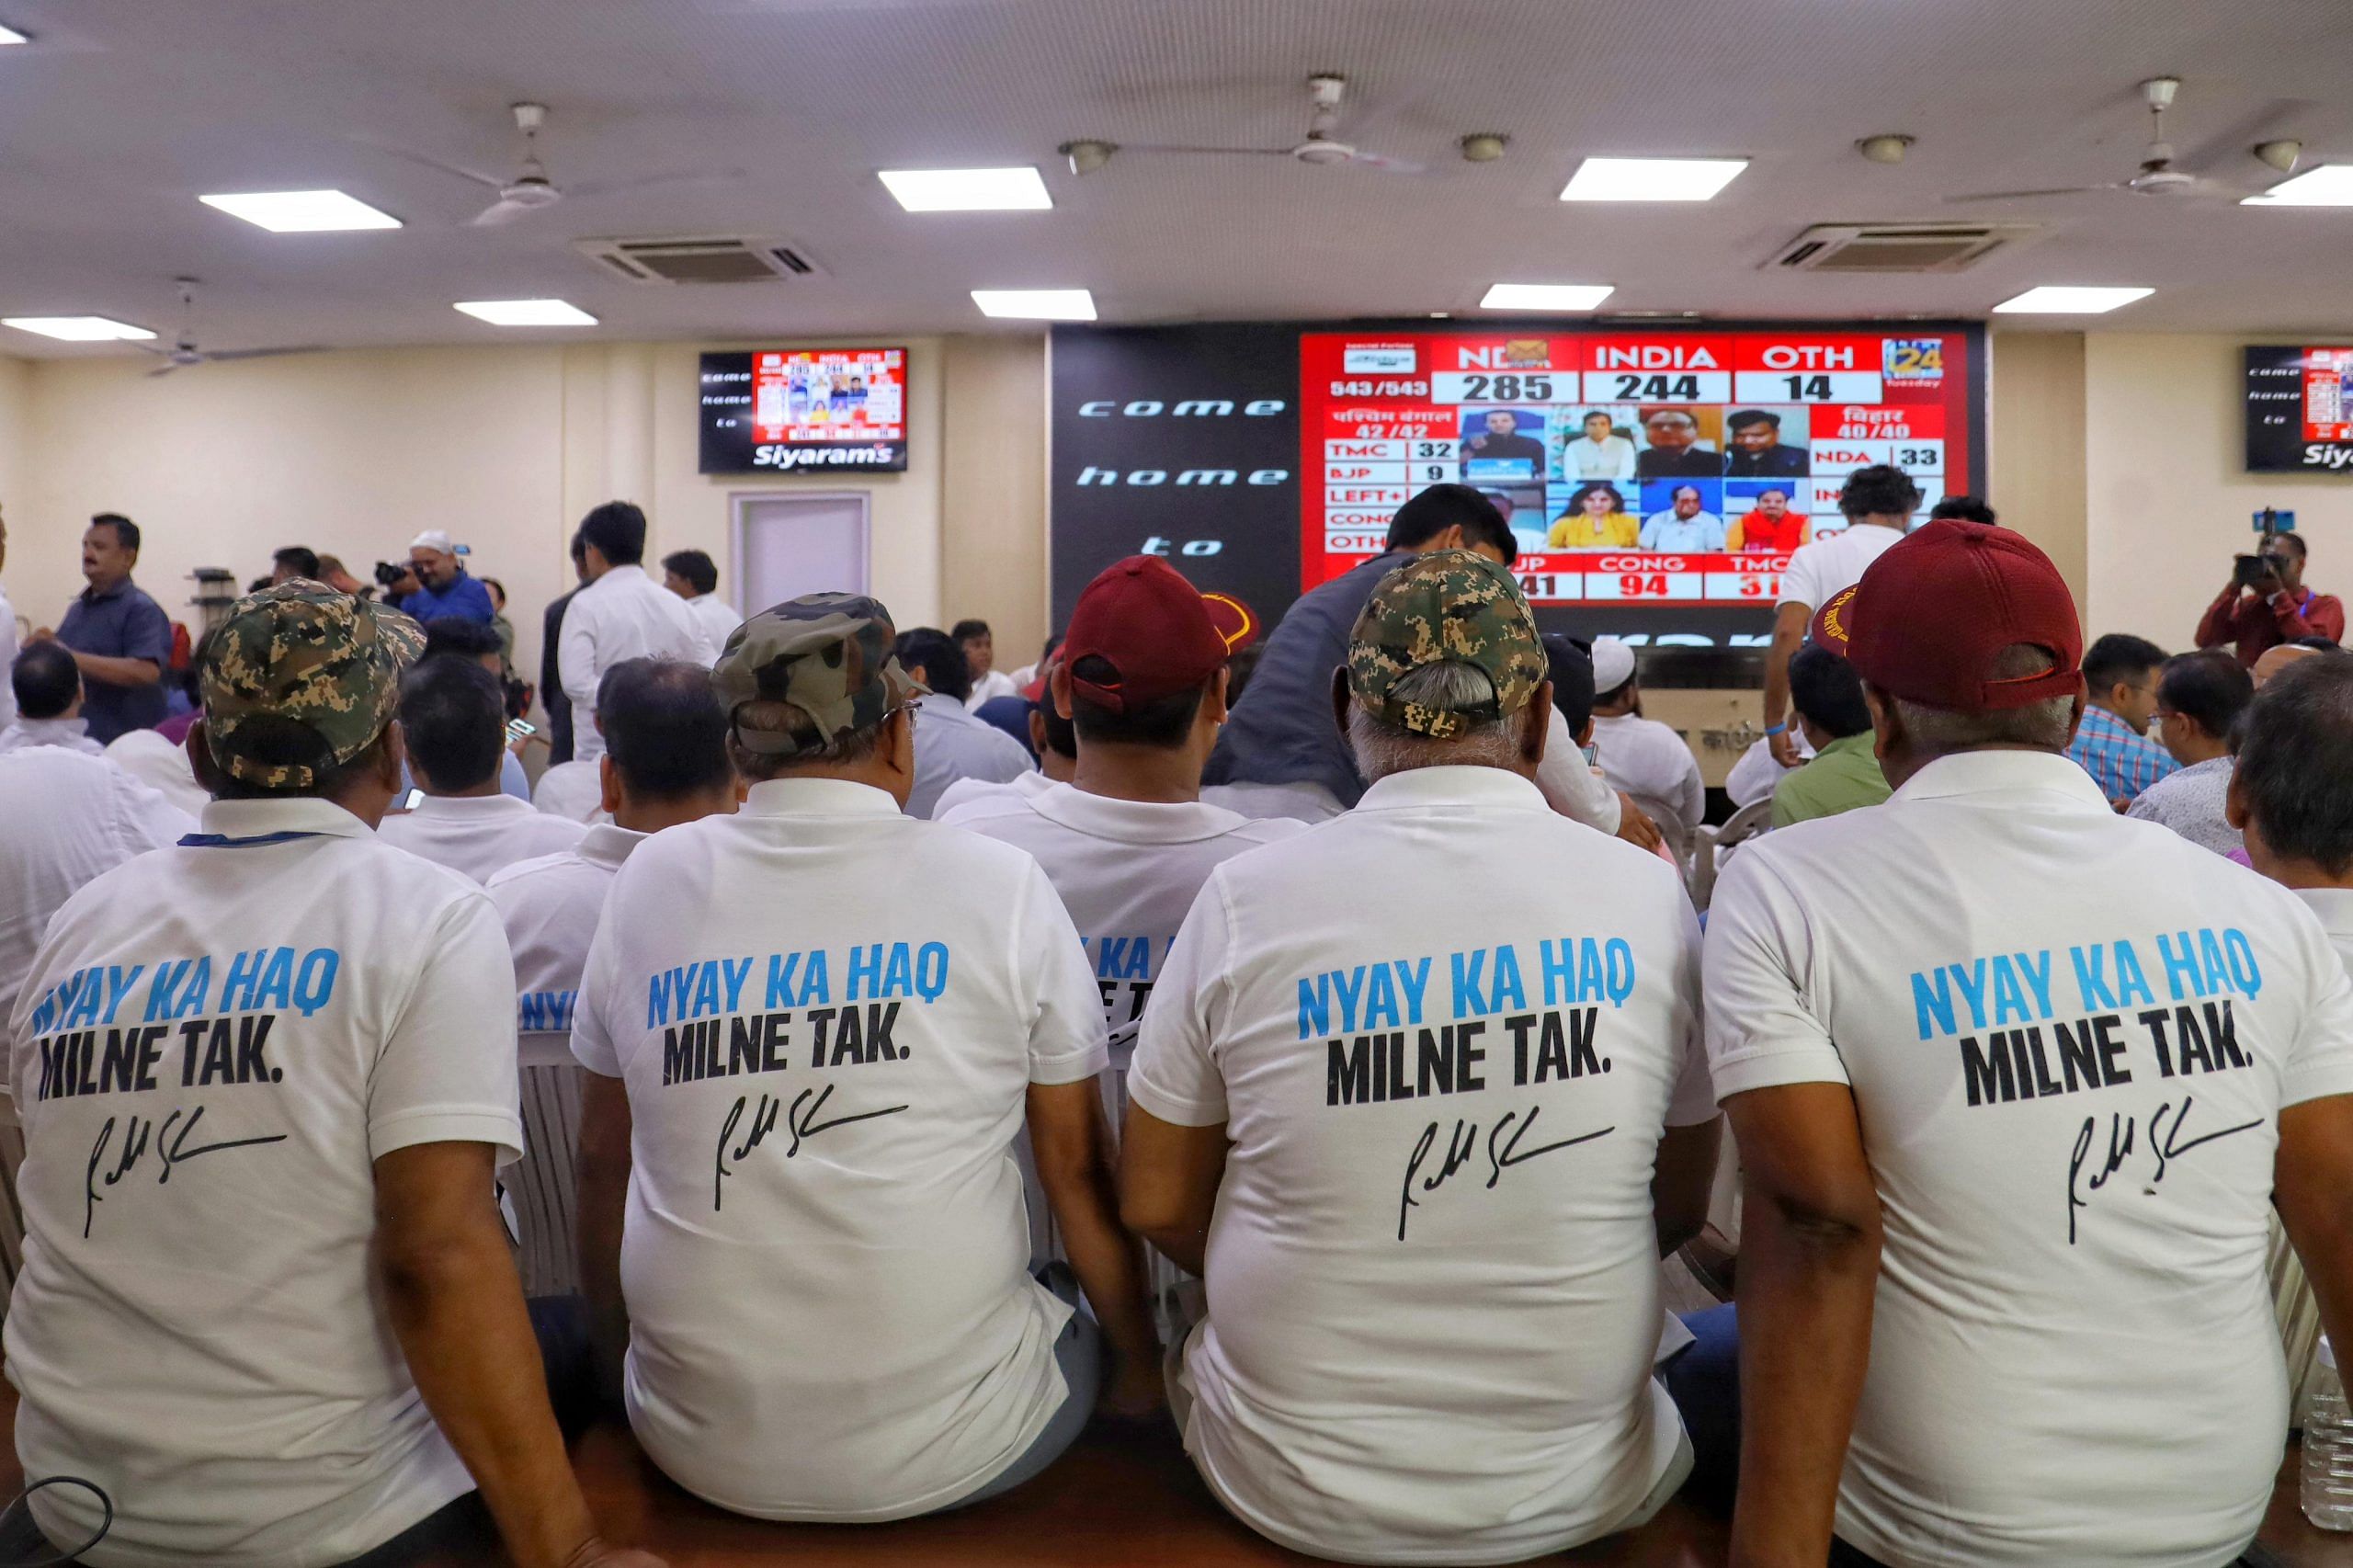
left=1627, top=791, right=1692, bottom=869
left=1687, top=797, right=1774, bottom=911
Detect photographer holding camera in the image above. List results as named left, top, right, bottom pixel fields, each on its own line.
left=2196, top=530, right=2343, bottom=667
left=381, top=528, right=495, bottom=626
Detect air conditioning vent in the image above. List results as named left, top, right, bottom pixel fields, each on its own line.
left=574, top=235, right=823, bottom=285
left=1768, top=222, right=2040, bottom=274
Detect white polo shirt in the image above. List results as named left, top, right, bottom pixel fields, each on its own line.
left=1592, top=713, right=1704, bottom=836
left=0, top=749, right=193, bottom=1043
left=3, top=795, right=523, bottom=1566
left=488, top=824, right=645, bottom=1066
left=376, top=792, right=590, bottom=884
left=681, top=592, right=742, bottom=651
left=934, top=768, right=1056, bottom=824
left=0, top=717, right=105, bottom=756
left=907, top=693, right=1034, bottom=820
left=1776, top=521, right=1903, bottom=611
left=531, top=758, right=608, bottom=824
left=1130, top=765, right=1713, bottom=1566
left=1704, top=749, right=2353, bottom=1568
left=559, top=564, right=720, bottom=764
left=570, top=777, right=1108, bottom=1520
left=2297, top=888, right=2353, bottom=977
left=950, top=784, right=1303, bottom=1065
left=105, top=729, right=210, bottom=818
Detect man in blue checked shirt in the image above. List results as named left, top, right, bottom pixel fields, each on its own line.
left=2066, top=631, right=2178, bottom=807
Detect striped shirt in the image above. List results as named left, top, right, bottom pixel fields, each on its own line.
left=2065, top=705, right=2178, bottom=805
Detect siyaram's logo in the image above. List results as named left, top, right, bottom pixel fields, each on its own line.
left=754, top=443, right=899, bottom=470
left=2303, top=444, right=2353, bottom=471
left=1077, top=398, right=1287, bottom=417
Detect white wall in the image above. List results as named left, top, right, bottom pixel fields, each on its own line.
left=2084, top=333, right=2353, bottom=646
left=0, top=355, right=29, bottom=566
left=4, top=338, right=959, bottom=698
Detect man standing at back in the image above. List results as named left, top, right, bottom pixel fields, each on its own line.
left=40, top=513, right=172, bottom=744
left=571, top=595, right=1159, bottom=1522
left=388, top=531, right=495, bottom=627
left=2, top=582, right=658, bottom=1567
left=561, top=503, right=718, bottom=764
left=1761, top=466, right=1915, bottom=768
left=659, top=549, right=742, bottom=649
left=1705, top=520, right=2353, bottom=1567
left=1121, top=552, right=1721, bottom=1564
left=952, top=558, right=1301, bottom=1064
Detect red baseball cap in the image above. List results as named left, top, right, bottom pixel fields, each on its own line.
left=1062, top=556, right=1259, bottom=713
left=1809, top=519, right=2083, bottom=711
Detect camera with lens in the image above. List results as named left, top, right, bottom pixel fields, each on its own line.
left=373, top=561, right=412, bottom=588
left=2233, top=551, right=2291, bottom=591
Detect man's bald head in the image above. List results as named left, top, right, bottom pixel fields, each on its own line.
left=2253, top=643, right=2319, bottom=687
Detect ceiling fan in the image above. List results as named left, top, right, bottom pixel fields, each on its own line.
left=1947, top=76, right=2255, bottom=203
left=372, top=102, right=745, bottom=226
left=136, top=279, right=324, bottom=378
left=1061, top=74, right=1425, bottom=176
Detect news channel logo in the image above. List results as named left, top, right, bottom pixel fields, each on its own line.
left=1882, top=338, right=1946, bottom=386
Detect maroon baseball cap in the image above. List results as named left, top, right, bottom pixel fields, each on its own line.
left=1809, top=519, right=2083, bottom=711
left=1062, top=556, right=1259, bottom=713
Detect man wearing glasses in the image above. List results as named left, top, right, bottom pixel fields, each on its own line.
left=2064, top=632, right=2177, bottom=807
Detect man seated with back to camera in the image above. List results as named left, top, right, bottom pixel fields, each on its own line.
left=1770, top=643, right=1890, bottom=828
left=1121, top=551, right=1721, bottom=1566
left=936, top=657, right=1076, bottom=821
left=1587, top=636, right=1705, bottom=851
left=419, top=617, right=531, bottom=801
left=490, top=657, right=738, bottom=1300
left=0, top=642, right=106, bottom=756
left=1203, top=484, right=1658, bottom=847
left=2199, top=529, right=2344, bottom=667
left=1703, top=518, right=2353, bottom=1568
left=1, top=581, right=660, bottom=1568
left=2127, top=650, right=2256, bottom=857
left=892, top=625, right=1035, bottom=818
left=571, top=594, right=1160, bottom=1524
left=951, top=557, right=1303, bottom=1081
left=375, top=658, right=588, bottom=883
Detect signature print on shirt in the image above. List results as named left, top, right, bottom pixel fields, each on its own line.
left=1904, top=926, right=2270, bottom=1242
left=22, top=945, right=342, bottom=1235
left=1296, top=938, right=1646, bottom=1241
left=642, top=940, right=946, bottom=1212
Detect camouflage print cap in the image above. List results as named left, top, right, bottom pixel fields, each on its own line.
left=1347, top=550, right=1545, bottom=738
left=202, top=578, right=426, bottom=788
left=709, top=592, right=927, bottom=757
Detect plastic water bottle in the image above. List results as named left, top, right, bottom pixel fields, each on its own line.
left=2306, top=1336, right=2353, bottom=1531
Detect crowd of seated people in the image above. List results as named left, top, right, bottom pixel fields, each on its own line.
left=0, top=477, right=2345, bottom=1568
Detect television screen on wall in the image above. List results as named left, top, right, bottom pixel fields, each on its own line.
left=2245, top=345, right=2353, bottom=473
left=699, top=347, right=908, bottom=474
left=1051, top=321, right=1984, bottom=645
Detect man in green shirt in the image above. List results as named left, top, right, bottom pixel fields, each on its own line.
left=1771, top=642, right=1892, bottom=827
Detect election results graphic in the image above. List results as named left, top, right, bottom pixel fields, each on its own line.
left=2245, top=345, right=2353, bottom=473
left=700, top=347, right=909, bottom=474
left=1301, top=327, right=1983, bottom=619
left=1048, top=320, right=1982, bottom=642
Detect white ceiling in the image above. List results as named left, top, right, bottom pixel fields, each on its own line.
left=2, top=0, right=2350, bottom=358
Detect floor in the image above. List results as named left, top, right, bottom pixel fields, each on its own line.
left=0, top=1386, right=2346, bottom=1565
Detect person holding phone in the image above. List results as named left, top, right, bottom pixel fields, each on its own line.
left=2197, top=530, right=2344, bottom=667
